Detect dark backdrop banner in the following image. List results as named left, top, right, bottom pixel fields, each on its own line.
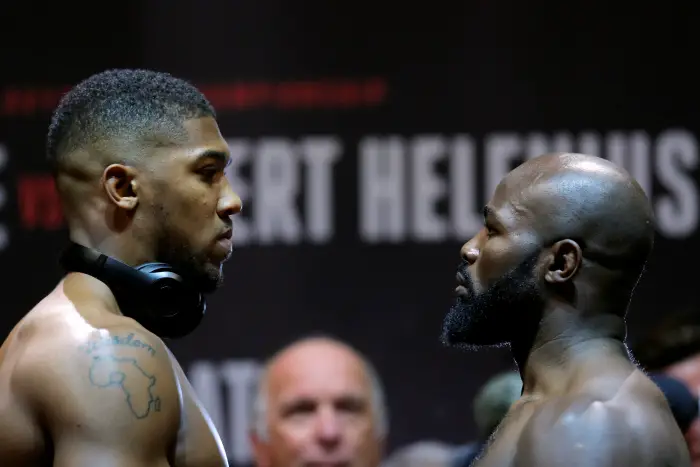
left=0, top=1, right=698, bottom=465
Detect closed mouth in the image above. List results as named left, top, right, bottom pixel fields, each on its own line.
left=456, top=271, right=467, bottom=286
left=218, top=229, right=233, bottom=240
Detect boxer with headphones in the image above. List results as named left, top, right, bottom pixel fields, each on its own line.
left=0, top=69, right=240, bottom=466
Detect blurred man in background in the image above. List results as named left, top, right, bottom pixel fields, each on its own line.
left=382, top=441, right=454, bottom=467
left=250, top=336, right=386, bottom=467
left=453, top=371, right=522, bottom=466
left=635, top=311, right=700, bottom=466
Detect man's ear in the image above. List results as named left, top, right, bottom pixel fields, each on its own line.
left=544, top=239, right=582, bottom=284
left=102, top=164, right=139, bottom=211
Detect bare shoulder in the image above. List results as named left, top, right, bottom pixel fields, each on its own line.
left=18, top=320, right=178, bottom=417
left=13, top=314, right=182, bottom=463
left=514, top=393, right=690, bottom=467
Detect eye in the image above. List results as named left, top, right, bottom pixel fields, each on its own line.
left=336, top=397, right=367, bottom=415
left=198, top=166, right=221, bottom=183
left=485, top=224, right=497, bottom=239
left=283, top=400, right=317, bottom=418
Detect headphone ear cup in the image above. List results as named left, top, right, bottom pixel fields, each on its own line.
left=136, top=263, right=190, bottom=316
left=134, top=263, right=206, bottom=338
left=60, top=242, right=206, bottom=339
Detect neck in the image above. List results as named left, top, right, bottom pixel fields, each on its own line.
left=70, top=227, right=152, bottom=267
left=62, top=272, right=123, bottom=316
left=513, top=302, right=631, bottom=398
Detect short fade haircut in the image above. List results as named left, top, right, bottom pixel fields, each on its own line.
left=46, top=69, right=215, bottom=174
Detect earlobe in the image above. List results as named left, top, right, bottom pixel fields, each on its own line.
left=544, top=240, right=582, bottom=284
left=102, top=164, right=139, bottom=211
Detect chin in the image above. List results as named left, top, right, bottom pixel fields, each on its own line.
left=444, top=252, right=544, bottom=350
left=440, top=293, right=517, bottom=350
left=182, top=261, right=223, bottom=294
left=202, top=265, right=224, bottom=293
left=441, top=308, right=510, bottom=350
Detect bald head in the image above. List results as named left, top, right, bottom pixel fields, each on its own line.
left=443, top=153, right=653, bottom=348
left=251, top=337, right=386, bottom=467
left=500, top=153, right=654, bottom=277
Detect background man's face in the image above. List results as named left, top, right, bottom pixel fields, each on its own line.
left=252, top=342, right=383, bottom=467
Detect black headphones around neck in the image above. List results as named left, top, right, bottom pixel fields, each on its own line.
left=60, top=242, right=206, bottom=339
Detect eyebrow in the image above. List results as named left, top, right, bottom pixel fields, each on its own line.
left=279, top=393, right=368, bottom=411
left=194, top=149, right=231, bottom=167
left=483, top=205, right=505, bottom=228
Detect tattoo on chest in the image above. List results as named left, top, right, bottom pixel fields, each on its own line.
left=79, top=333, right=162, bottom=419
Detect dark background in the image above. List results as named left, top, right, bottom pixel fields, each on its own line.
left=0, top=1, right=698, bottom=465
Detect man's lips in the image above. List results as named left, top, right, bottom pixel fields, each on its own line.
left=217, top=237, right=233, bottom=250
left=218, top=228, right=233, bottom=240
left=455, top=285, right=469, bottom=297
left=456, top=271, right=466, bottom=286
left=212, top=228, right=233, bottom=259
left=455, top=271, right=470, bottom=297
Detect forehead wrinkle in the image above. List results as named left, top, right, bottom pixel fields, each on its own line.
left=499, top=173, right=541, bottom=216
left=509, top=197, right=534, bottom=223
left=509, top=182, right=564, bottom=238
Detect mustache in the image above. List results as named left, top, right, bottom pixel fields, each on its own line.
left=456, top=261, right=475, bottom=294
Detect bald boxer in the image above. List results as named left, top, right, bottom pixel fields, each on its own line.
left=250, top=337, right=386, bottom=467
left=0, top=70, right=240, bottom=466
left=442, top=153, right=690, bottom=466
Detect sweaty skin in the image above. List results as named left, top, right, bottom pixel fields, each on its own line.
left=0, top=116, right=237, bottom=467
left=0, top=274, right=228, bottom=467
left=464, top=154, right=690, bottom=467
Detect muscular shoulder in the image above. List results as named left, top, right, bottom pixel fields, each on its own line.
left=514, top=397, right=689, bottom=467
left=16, top=321, right=180, bottom=436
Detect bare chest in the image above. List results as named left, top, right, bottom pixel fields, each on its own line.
left=473, top=400, right=537, bottom=467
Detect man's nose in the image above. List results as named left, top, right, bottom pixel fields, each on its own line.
left=460, top=237, right=480, bottom=265
left=314, top=408, right=342, bottom=450
left=218, top=180, right=242, bottom=219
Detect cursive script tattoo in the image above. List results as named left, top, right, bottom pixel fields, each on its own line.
left=80, top=333, right=156, bottom=357
left=88, top=355, right=162, bottom=419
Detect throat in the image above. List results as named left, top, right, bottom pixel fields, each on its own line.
left=513, top=310, right=630, bottom=397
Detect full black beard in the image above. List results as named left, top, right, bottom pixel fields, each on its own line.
left=152, top=207, right=223, bottom=294
left=441, top=252, right=545, bottom=350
